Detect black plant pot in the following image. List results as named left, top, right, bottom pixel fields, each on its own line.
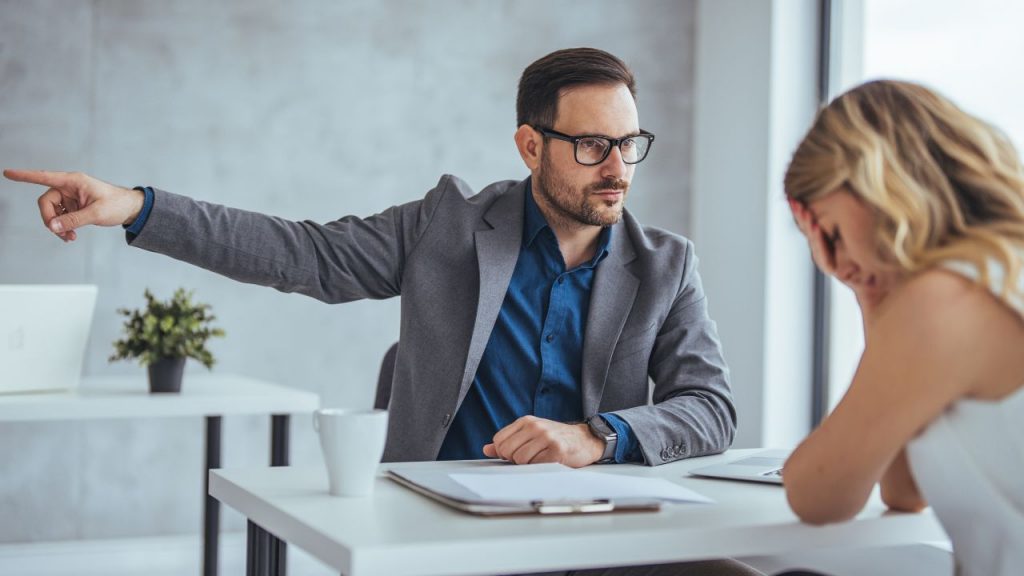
left=148, top=357, right=186, bottom=393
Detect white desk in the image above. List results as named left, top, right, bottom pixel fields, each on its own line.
left=0, top=373, right=319, bottom=576
left=210, top=449, right=949, bottom=576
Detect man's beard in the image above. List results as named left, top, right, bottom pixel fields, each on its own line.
left=536, top=150, right=629, bottom=228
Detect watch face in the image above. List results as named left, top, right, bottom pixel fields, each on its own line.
left=587, top=417, right=617, bottom=462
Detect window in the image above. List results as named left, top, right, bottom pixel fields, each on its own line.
left=825, top=0, right=1024, bottom=408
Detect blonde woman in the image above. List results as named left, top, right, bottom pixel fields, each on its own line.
left=782, top=79, right=1024, bottom=576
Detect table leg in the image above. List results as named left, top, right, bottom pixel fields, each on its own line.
left=261, top=524, right=274, bottom=576
left=271, top=414, right=289, bottom=466
left=204, top=415, right=222, bottom=576
left=246, top=520, right=256, bottom=576
left=269, top=414, right=289, bottom=576
left=248, top=519, right=290, bottom=576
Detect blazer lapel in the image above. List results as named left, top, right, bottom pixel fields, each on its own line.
left=457, top=181, right=527, bottom=403
left=581, top=221, right=639, bottom=417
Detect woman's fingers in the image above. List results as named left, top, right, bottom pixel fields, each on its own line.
left=788, top=198, right=814, bottom=235
left=807, top=221, right=837, bottom=274
left=789, top=198, right=838, bottom=275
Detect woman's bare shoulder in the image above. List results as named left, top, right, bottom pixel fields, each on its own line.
left=883, top=267, right=1013, bottom=327
left=878, top=267, right=1024, bottom=398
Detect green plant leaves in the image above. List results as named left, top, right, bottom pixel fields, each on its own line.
left=109, top=288, right=226, bottom=369
left=159, top=315, right=175, bottom=333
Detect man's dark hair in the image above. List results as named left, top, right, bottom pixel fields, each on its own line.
left=516, top=47, right=636, bottom=129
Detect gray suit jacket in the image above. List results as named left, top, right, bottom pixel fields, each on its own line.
left=131, top=175, right=736, bottom=465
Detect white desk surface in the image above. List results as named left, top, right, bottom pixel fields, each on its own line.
left=210, top=449, right=949, bottom=576
left=0, top=374, right=319, bottom=422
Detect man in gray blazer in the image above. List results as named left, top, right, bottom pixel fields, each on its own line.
left=6, top=48, right=734, bottom=475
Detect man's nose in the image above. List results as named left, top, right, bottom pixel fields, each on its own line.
left=599, top=145, right=628, bottom=179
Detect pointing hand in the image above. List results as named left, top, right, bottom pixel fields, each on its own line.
left=3, top=169, right=144, bottom=242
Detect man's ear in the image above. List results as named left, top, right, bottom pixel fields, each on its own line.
left=514, top=124, right=542, bottom=171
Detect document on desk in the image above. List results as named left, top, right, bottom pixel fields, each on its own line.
left=388, top=463, right=713, bottom=516
left=450, top=465, right=714, bottom=504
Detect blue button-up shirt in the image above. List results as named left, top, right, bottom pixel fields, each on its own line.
left=438, top=183, right=640, bottom=462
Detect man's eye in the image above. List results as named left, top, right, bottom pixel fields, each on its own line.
left=579, top=139, right=605, bottom=151
left=828, top=229, right=841, bottom=244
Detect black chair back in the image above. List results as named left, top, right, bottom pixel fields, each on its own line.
left=375, top=342, right=398, bottom=410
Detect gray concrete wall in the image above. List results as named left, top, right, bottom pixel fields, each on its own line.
left=0, top=0, right=696, bottom=541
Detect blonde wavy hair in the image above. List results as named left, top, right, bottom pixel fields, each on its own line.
left=784, top=79, right=1024, bottom=298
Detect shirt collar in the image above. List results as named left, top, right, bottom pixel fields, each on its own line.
left=522, top=179, right=613, bottom=266
left=590, top=225, right=613, bottom=267
left=523, top=179, right=549, bottom=248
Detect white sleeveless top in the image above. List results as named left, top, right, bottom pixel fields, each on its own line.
left=906, top=259, right=1024, bottom=576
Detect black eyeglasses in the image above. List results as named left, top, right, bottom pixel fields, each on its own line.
left=534, top=126, right=655, bottom=166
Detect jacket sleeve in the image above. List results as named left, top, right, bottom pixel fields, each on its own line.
left=128, top=176, right=455, bottom=304
left=607, top=240, right=738, bottom=465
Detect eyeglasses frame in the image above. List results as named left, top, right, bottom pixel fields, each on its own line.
left=533, top=126, right=655, bottom=166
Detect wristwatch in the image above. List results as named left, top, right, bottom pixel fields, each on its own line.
left=586, top=415, right=618, bottom=463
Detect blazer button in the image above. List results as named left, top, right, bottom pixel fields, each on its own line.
left=441, top=413, right=451, bottom=427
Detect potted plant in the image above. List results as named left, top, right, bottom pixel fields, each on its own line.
left=110, top=288, right=226, bottom=393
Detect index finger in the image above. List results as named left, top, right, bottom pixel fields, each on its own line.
left=3, top=169, right=76, bottom=189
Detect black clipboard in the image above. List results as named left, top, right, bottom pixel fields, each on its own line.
left=386, top=466, right=662, bottom=517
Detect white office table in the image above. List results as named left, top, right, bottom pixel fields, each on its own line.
left=0, top=374, right=319, bottom=576
left=210, top=449, right=949, bottom=576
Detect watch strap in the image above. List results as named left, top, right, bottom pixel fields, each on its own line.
left=586, top=415, right=618, bottom=463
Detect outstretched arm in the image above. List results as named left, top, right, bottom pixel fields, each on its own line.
left=6, top=169, right=460, bottom=304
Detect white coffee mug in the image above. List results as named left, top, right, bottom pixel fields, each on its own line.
left=313, top=408, right=388, bottom=497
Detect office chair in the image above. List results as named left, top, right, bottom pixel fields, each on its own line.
left=375, top=342, right=398, bottom=410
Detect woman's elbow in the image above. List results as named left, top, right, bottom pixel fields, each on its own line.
left=783, top=447, right=871, bottom=525
left=786, top=487, right=860, bottom=525
left=783, top=464, right=864, bottom=525
left=881, top=488, right=928, bottom=513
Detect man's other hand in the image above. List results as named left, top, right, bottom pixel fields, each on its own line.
left=482, top=416, right=604, bottom=468
left=3, top=169, right=145, bottom=242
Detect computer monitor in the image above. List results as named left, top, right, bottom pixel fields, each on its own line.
left=0, top=284, right=98, bottom=394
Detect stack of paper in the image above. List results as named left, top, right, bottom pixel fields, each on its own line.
left=388, top=463, right=713, bottom=516
left=450, top=465, right=714, bottom=504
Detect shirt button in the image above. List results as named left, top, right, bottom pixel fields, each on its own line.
left=441, top=413, right=451, bottom=427
left=545, top=333, right=555, bottom=343
left=557, top=277, right=565, bottom=284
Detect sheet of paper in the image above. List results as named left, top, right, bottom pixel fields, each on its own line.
left=449, top=466, right=714, bottom=504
